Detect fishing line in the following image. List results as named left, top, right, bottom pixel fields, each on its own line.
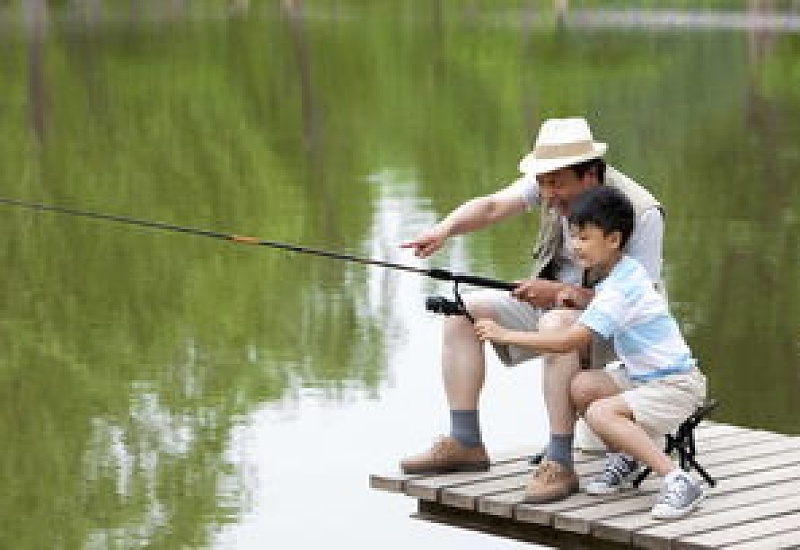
left=0, top=196, right=515, bottom=294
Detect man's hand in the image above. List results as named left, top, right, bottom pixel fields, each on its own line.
left=511, top=279, right=564, bottom=308
left=474, top=319, right=512, bottom=344
left=400, top=226, right=449, bottom=258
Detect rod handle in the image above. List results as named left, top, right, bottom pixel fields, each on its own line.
left=426, top=269, right=516, bottom=291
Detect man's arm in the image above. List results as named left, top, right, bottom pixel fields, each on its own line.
left=475, top=318, right=594, bottom=353
left=512, top=279, right=594, bottom=309
left=401, top=186, right=528, bottom=258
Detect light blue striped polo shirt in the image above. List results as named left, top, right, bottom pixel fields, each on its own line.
left=578, top=255, right=697, bottom=381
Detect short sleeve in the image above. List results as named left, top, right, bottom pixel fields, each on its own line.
left=578, top=287, right=625, bottom=338
left=495, top=174, right=540, bottom=210
left=625, top=207, right=663, bottom=283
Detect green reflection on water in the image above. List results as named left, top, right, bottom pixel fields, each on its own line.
left=1, top=3, right=798, bottom=548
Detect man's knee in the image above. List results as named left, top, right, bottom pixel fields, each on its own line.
left=570, top=373, right=597, bottom=413
left=538, top=308, right=580, bottom=333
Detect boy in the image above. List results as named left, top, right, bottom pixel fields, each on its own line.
left=475, top=186, right=707, bottom=519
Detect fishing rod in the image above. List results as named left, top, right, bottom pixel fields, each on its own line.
left=0, top=197, right=516, bottom=310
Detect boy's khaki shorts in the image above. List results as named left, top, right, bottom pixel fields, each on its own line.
left=605, top=362, right=708, bottom=436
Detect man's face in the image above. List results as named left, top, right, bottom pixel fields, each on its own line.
left=537, top=167, right=595, bottom=216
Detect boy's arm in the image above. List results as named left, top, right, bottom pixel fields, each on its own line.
left=475, top=319, right=593, bottom=353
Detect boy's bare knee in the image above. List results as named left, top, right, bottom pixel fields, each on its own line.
left=537, top=308, right=579, bottom=332
left=584, top=398, right=616, bottom=427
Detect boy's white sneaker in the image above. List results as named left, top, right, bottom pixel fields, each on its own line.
left=585, top=453, right=639, bottom=495
left=651, top=470, right=705, bottom=520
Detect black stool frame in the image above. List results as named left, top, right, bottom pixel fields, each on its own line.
left=633, top=398, right=718, bottom=488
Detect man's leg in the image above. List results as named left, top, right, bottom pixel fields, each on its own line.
left=524, top=309, right=583, bottom=503
left=400, top=291, right=539, bottom=475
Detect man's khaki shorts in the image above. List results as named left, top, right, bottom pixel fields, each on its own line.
left=605, top=362, right=708, bottom=436
left=468, top=288, right=610, bottom=368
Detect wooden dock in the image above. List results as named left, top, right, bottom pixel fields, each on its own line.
left=370, top=422, right=800, bottom=549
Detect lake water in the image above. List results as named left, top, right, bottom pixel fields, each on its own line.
left=1, top=2, right=798, bottom=549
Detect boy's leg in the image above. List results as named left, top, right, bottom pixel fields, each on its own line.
left=572, top=370, right=641, bottom=495
left=584, top=377, right=707, bottom=519
left=584, top=395, right=674, bottom=475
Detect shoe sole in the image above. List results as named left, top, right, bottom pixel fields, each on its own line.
left=401, top=462, right=490, bottom=476
left=585, top=481, right=635, bottom=496
left=523, top=485, right=580, bottom=504
left=651, top=492, right=705, bottom=520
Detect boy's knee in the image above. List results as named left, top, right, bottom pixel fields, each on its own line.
left=537, top=308, right=579, bottom=333
left=584, top=398, right=617, bottom=427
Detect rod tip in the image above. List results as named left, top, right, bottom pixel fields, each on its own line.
left=230, top=235, right=260, bottom=244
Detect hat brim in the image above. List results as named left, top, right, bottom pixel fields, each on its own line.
left=519, top=142, right=607, bottom=175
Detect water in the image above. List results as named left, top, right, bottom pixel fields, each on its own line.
left=1, top=2, right=798, bottom=549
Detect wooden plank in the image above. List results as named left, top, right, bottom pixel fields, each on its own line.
left=369, top=424, right=763, bottom=494
left=370, top=424, right=800, bottom=550
left=592, top=457, right=800, bottom=545
left=477, top=488, right=526, bottom=518
left=553, top=480, right=662, bottom=534
left=676, top=512, right=800, bottom=549
left=635, top=494, right=800, bottom=549
left=691, top=427, right=780, bottom=453
left=724, top=527, right=800, bottom=549
left=559, top=465, right=800, bottom=540
left=404, top=458, right=530, bottom=501
left=369, top=446, right=537, bottom=495
left=635, top=483, right=800, bottom=549
left=442, top=451, right=603, bottom=512
left=520, top=434, right=800, bottom=535
left=440, top=471, right=530, bottom=510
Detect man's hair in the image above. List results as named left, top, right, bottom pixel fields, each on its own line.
left=568, top=186, right=635, bottom=249
left=570, top=158, right=606, bottom=184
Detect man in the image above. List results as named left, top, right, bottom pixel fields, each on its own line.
left=398, top=117, right=665, bottom=503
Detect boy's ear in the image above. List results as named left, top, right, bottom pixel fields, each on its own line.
left=607, top=230, right=624, bottom=249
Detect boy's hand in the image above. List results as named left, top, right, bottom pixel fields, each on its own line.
left=474, top=319, right=510, bottom=344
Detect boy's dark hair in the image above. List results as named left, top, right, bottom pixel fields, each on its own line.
left=568, top=186, right=635, bottom=249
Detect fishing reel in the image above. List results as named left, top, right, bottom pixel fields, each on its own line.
left=424, top=281, right=474, bottom=322
left=425, top=295, right=465, bottom=316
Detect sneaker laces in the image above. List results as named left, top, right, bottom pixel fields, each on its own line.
left=657, top=474, right=692, bottom=506
left=595, top=453, right=636, bottom=485
left=430, top=436, right=456, bottom=459
left=533, top=460, right=562, bottom=482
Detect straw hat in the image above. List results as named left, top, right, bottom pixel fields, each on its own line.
left=519, top=117, right=607, bottom=175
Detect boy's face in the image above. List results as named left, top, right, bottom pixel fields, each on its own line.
left=569, top=223, right=622, bottom=271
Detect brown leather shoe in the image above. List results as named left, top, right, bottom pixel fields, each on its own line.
left=523, top=458, right=579, bottom=504
left=400, top=436, right=490, bottom=475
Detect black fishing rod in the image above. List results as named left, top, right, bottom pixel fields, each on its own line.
left=0, top=197, right=516, bottom=302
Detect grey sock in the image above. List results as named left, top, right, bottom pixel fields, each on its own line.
left=545, top=433, right=574, bottom=469
left=450, top=410, right=482, bottom=448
